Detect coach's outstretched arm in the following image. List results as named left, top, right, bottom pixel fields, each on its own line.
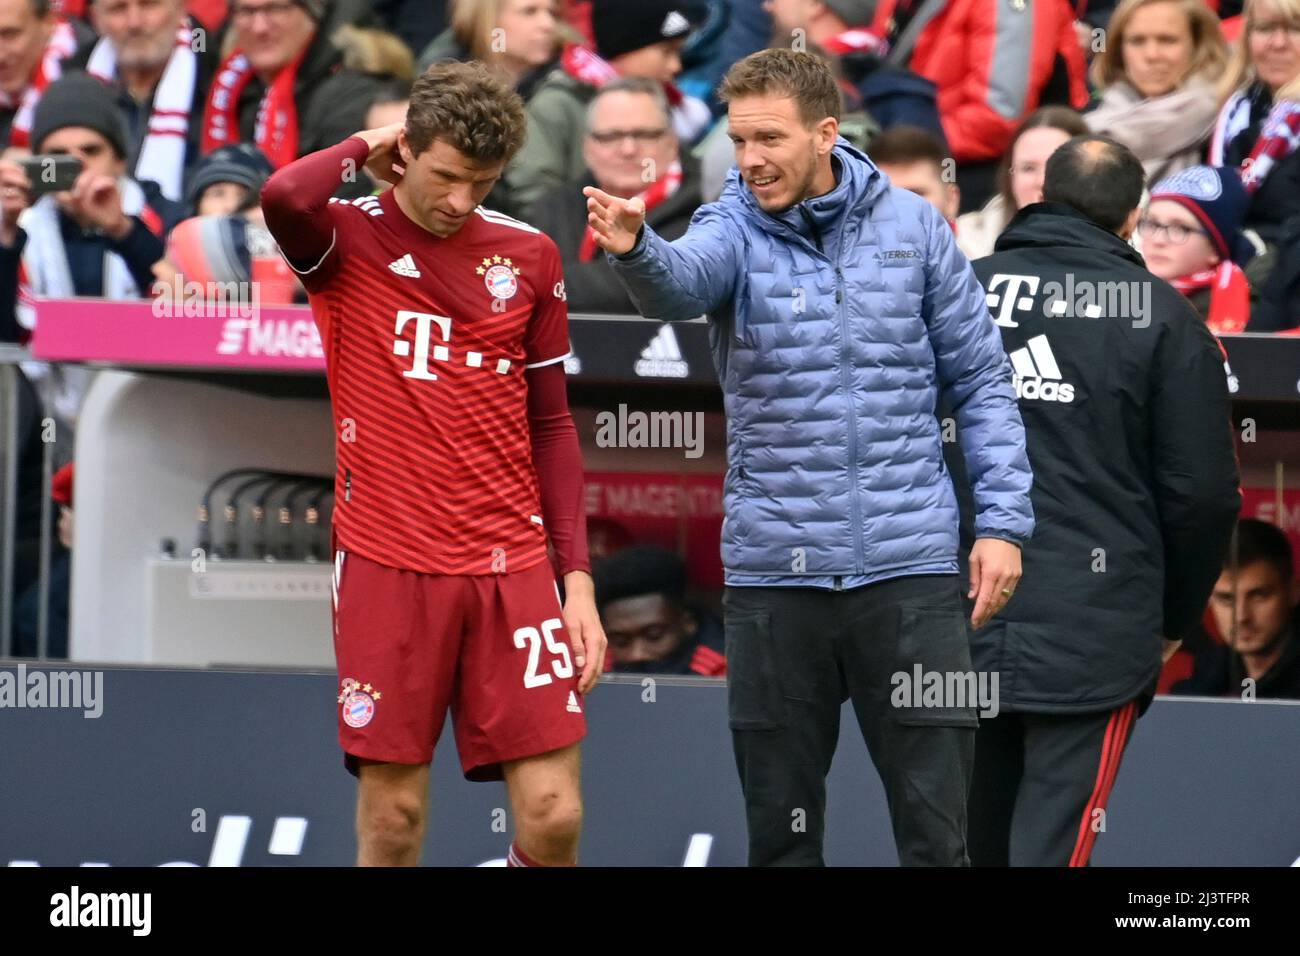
left=921, top=204, right=1036, bottom=627
left=584, top=186, right=741, bottom=321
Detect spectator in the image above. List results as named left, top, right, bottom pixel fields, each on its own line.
left=1141, top=165, right=1254, bottom=332
left=0, top=72, right=180, bottom=423
left=13, top=460, right=71, bottom=658
left=868, top=124, right=959, bottom=225
left=70, top=0, right=216, bottom=202
left=503, top=0, right=708, bottom=219
left=157, top=141, right=298, bottom=303
left=531, top=77, right=702, bottom=312
left=869, top=0, right=1090, bottom=210
left=594, top=545, right=726, bottom=675
left=1174, top=518, right=1300, bottom=699
left=955, top=105, right=1087, bottom=260
left=1086, top=0, right=1229, bottom=185
left=763, top=0, right=944, bottom=140
left=362, top=80, right=409, bottom=192
left=185, top=142, right=273, bottom=217
left=417, top=0, right=567, bottom=103
left=0, top=72, right=177, bottom=309
left=1211, top=0, right=1300, bottom=261
left=0, top=0, right=93, bottom=149
left=199, top=0, right=384, bottom=172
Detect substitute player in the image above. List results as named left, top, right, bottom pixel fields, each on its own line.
left=262, top=61, right=605, bottom=867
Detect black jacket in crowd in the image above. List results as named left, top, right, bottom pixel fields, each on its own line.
left=529, top=158, right=704, bottom=314
left=950, top=202, right=1242, bottom=714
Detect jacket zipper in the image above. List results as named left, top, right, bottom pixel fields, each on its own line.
left=835, top=260, right=865, bottom=576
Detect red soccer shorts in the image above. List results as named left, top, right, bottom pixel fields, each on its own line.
left=331, top=546, right=586, bottom=781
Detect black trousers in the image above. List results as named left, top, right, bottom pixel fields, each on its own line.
left=966, top=702, right=1139, bottom=867
left=724, top=574, right=978, bottom=866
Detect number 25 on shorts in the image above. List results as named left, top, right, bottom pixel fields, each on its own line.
left=514, top=618, right=573, bottom=688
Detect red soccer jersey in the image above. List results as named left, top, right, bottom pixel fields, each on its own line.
left=293, top=188, right=572, bottom=576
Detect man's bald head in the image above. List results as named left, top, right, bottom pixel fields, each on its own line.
left=1042, top=135, right=1144, bottom=235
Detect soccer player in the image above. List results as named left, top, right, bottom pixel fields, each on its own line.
left=262, top=61, right=606, bottom=867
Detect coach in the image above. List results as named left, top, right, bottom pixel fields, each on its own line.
left=959, top=138, right=1241, bottom=866
left=585, top=49, right=1034, bottom=866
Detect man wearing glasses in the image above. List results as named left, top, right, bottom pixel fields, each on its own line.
left=531, top=76, right=703, bottom=314
left=199, top=0, right=380, bottom=182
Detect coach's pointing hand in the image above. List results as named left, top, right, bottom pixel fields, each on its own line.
left=583, top=186, right=645, bottom=256
left=562, top=570, right=607, bottom=694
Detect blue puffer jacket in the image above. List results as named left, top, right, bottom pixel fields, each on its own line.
left=609, top=139, right=1034, bottom=579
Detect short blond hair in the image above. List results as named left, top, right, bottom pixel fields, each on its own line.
left=719, top=48, right=841, bottom=126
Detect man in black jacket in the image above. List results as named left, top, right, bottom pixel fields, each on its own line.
left=959, top=135, right=1241, bottom=866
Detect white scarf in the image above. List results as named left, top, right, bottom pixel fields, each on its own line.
left=19, top=176, right=148, bottom=304
left=86, top=23, right=197, bottom=202
left=1210, top=89, right=1254, bottom=166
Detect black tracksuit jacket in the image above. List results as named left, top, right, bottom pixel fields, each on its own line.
left=948, top=202, right=1242, bottom=713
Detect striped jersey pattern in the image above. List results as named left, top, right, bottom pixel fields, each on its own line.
left=292, top=190, right=571, bottom=575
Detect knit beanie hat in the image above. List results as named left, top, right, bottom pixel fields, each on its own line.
left=591, top=0, right=701, bottom=62
left=30, top=72, right=128, bottom=158
left=187, top=143, right=274, bottom=211
left=1149, top=165, right=1249, bottom=262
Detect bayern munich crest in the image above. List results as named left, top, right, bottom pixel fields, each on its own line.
left=477, top=255, right=520, bottom=300
left=338, top=677, right=381, bottom=728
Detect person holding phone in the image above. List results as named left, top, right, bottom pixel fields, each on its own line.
left=0, top=70, right=184, bottom=346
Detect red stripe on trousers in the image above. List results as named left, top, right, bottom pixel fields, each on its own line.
left=1069, top=701, right=1136, bottom=867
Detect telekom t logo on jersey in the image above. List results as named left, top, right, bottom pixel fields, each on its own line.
left=391, top=309, right=511, bottom=380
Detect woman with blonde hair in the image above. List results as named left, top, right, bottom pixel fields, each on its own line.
left=1085, top=0, right=1228, bottom=184
left=417, top=0, right=573, bottom=102
left=1211, top=0, right=1300, bottom=252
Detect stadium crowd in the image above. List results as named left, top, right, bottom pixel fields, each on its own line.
left=1, top=0, right=1297, bottom=697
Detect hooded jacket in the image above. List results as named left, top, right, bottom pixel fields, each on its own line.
left=609, top=139, right=1034, bottom=582
left=957, top=202, right=1241, bottom=712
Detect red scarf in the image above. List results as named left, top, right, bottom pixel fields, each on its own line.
left=202, top=42, right=310, bottom=168
left=1, top=20, right=79, bottom=149
left=579, top=161, right=683, bottom=262
left=1171, top=261, right=1251, bottom=334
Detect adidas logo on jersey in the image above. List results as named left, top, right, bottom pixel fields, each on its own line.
left=1009, top=334, right=1075, bottom=403
left=634, top=325, right=689, bottom=378
left=567, top=691, right=582, bottom=714
left=388, top=253, right=420, bottom=277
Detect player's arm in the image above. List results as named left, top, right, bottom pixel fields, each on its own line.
left=526, top=361, right=604, bottom=692
left=526, top=236, right=605, bottom=692
left=261, top=124, right=404, bottom=277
